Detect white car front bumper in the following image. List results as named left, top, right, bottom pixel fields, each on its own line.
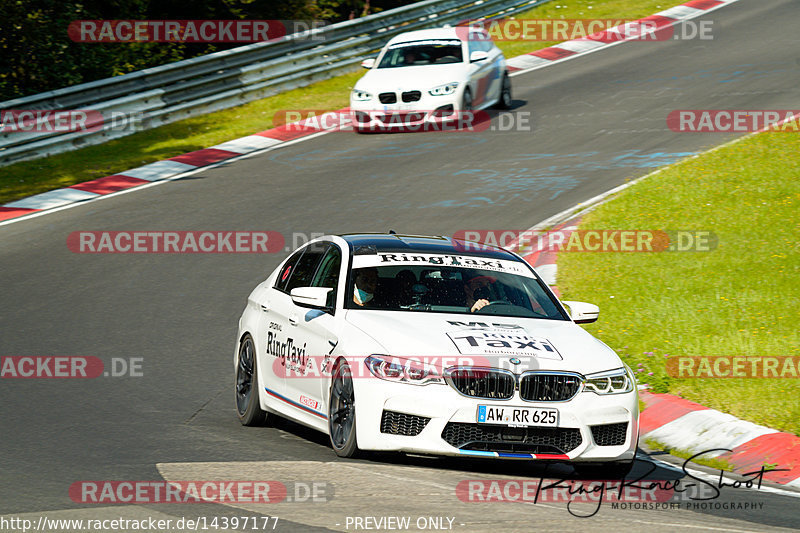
left=353, top=373, right=639, bottom=462
left=349, top=89, right=467, bottom=131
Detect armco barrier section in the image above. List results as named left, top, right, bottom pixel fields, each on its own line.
left=0, top=0, right=550, bottom=166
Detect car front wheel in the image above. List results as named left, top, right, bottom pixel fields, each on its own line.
left=235, top=334, right=269, bottom=426
left=328, top=360, right=360, bottom=457
left=496, top=73, right=512, bottom=109
left=461, top=88, right=473, bottom=112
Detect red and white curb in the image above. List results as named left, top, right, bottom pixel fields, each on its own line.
left=0, top=115, right=344, bottom=224
left=505, top=0, right=740, bottom=75
left=640, top=391, right=800, bottom=488
left=0, top=0, right=741, bottom=226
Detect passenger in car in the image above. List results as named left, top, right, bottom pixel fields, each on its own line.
left=394, top=269, right=417, bottom=306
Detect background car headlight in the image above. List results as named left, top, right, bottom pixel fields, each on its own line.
left=428, top=82, right=459, bottom=96
left=351, top=89, right=373, bottom=101
left=364, top=355, right=444, bottom=385
left=583, top=367, right=635, bottom=394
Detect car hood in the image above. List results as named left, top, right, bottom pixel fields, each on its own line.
left=355, top=64, right=468, bottom=93
left=343, top=311, right=623, bottom=375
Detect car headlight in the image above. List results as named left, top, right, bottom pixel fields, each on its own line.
left=428, top=82, right=459, bottom=96
left=583, top=367, right=635, bottom=394
left=351, top=89, right=373, bottom=102
left=364, top=355, right=444, bottom=386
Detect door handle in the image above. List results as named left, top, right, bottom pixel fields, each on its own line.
left=288, top=315, right=299, bottom=326
left=260, top=303, right=270, bottom=312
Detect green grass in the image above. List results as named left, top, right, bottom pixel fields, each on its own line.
left=0, top=72, right=361, bottom=205
left=644, top=438, right=735, bottom=472
left=558, top=127, right=800, bottom=435
left=1, top=0, right=683, bottom=204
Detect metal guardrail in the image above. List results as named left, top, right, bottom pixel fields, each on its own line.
left=0, top=0, right=551, bottom=167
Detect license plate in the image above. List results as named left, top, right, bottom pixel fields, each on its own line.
left=477, top=405, right=558, bottom=427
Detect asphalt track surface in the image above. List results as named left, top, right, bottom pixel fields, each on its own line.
left=1, top=0, right=799, bottom=531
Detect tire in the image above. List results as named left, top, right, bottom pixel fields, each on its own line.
left=461, top=88, right=473, bottom=112
left=496, top=73, right=512, bottom=110
left=328, top=360, right=360, bottom=458
left=235, top=334, right=269, bottom=426
left=573, top=460, right=634, bottom=479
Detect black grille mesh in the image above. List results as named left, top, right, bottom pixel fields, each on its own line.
left=379, top=92, right=397, bottom=104
left=402, top=90, right=422, bottom=102
left=590, top=422, right=628, bottom=446
left=380, top=410, right=430, bottom=436
left=519, top=373, right=582, bottom=402
left=447, top=369, right=515, bottom=399
left=442, top=423, right=582, bottom=453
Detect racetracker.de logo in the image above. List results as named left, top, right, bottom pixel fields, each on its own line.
left=0, top=110, right=144, bottom=134
left=274, top=109, right=501, bottom=133
left=453, top=230, right=718, bottom=253
left=70, top=481, right=287, bottom=504
left=271, top=354, right=495, bottom=380
left=666, top=356, right=800, bottom=378
left=67, top=231, right=285, bottom=253
left=68, top=20, right=327, bottom=43
left=0, top=356, right=142, bottom=378
left=456, top=479, right=674, bottom=503
left=455, top=18, right=713, bottom=42
left=667, top=110, right=800, bottom=132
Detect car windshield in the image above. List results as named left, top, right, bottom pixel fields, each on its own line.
left=345, top=253, right=567, bottom=320
left=377, top=40, right=464, bottom=68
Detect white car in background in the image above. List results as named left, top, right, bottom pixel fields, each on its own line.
left=234, top=234, right=640, bottom=478
left=349, top=27, right=512, bottom=132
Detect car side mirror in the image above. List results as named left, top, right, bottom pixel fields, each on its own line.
left=361, top=58, right=376, bottom=69
left=290, top=287, right=333, bottom=309
left=562, top=301, right=599, bottom=324
left=469, top=51, right=489, bottom=63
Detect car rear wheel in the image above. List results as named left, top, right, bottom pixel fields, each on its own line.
left=328, top=360, right=360, bottom=457
left=496, top=73, right=512, bottom=109
left=235, top=334, right=269, bottom=426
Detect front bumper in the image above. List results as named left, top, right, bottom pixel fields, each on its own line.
left=354, top=375, right=639, bottom=462
left=350, top=91, right=465, bottom=131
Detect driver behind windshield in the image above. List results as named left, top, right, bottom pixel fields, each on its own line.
left=353, top=267, right=379, bottom=307
left=463, top=274, right=496, bottom=313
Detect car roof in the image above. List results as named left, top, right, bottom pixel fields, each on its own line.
left=386, top=27, right=463, bottom=46
left=338, top=233, right=517, bottom=261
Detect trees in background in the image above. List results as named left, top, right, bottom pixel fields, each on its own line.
left=0, top=0, right=415, bottom=100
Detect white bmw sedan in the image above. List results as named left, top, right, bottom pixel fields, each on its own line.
left=349, top=28, right=512, bottom=132
left=235, top=234, right=639, bottom=477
